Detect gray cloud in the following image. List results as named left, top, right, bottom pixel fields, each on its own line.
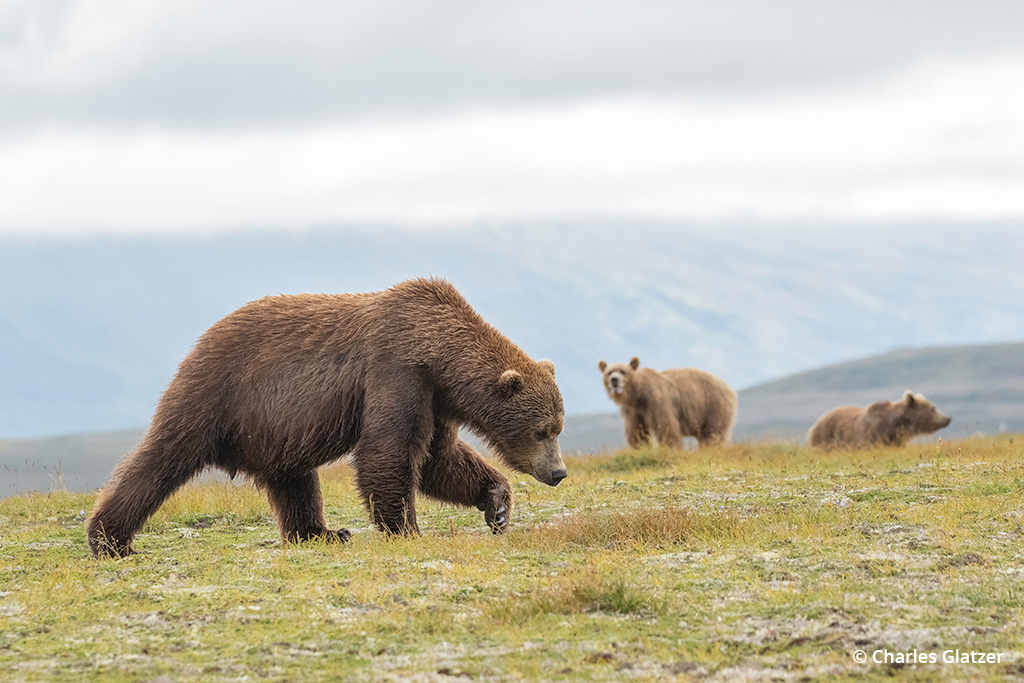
left=2, top=0, right=1024, bottom=129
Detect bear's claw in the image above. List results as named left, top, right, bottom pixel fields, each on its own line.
left=325, top=528, right=352, bottom=543
left=90, top=537, right=135, bottom=560
left=483, top=485, right=512, bottom=534
left=288, top=528, right=352, bottom=544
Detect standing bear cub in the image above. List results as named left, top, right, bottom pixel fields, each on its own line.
left=598, top=357, right=737, bottom=449
left=88, top=278, right=567, bottom=557
left=808, top=391, right=951, bottom=451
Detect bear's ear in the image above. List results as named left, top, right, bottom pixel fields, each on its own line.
left=904, top=390, right=916, bottom=406
left=538, top=359, right=556, bottom=377
left=629, top=356, right=640, bottom=370
left=598, top=360, right=607, bottom=372
left=499, top=369, right=524, bottom=396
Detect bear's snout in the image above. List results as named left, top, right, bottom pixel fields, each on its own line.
left=536, top=466, right=567, bottom=487
left=940, top=415, right=952, bottom=428
left=533, top=445, right=567, bottom=487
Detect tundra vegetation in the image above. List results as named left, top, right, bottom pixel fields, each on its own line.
left=2, top=436, right=1024, bottom=682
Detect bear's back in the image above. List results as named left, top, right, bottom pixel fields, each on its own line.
left=662, top=368, right=734, bottom=407
left=808, top=406, right=869, bottom=449
left=655, top=368, right=735, bottom=437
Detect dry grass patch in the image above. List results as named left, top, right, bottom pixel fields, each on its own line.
left=525, top=505, right=692, bottom=550
left=488, top=570, right=665, bottom=625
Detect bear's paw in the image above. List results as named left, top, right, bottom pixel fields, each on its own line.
left=325, top=528, right=352, bottom=544
left=483, top=484, right=513, bottom=534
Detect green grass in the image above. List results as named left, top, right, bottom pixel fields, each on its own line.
left=3, top=437, right=1024, bottom=681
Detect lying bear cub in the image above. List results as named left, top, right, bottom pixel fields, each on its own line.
left=808, top=391, right=951, bottom=450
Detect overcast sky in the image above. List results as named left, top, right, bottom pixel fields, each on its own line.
left=2, top=0, right=1023, bottom=234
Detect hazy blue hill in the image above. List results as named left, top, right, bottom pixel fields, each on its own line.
left=0, top=429, right=144, bottom=497
left=746, top=343, right=1024, bottom=393
left=3, top=221, right=1024, bottom=441
left=734, top=342, right=1024, bottom=440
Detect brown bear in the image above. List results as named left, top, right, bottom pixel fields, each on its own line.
left=88, top=277, right=566, bottom=557
left=597, top=357, right=737, bottom=449
left=808, top=391, right=951, bottom=451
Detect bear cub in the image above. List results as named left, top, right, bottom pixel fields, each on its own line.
left=808, top=391, right=951, bottom=450
left=598, top=357, right=737, bottom=449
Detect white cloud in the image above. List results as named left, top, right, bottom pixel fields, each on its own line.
left=3, top=1, right=1024, bottom=127
left=0, top=1, right=170, bottom=92
left=1, top=56, right=1022, bottom=234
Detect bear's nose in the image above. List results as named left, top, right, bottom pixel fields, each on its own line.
left=550, top=468, right=567, bottom=486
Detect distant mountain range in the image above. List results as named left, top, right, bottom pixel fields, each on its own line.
left=3, top=221, right=1024, bottom=441
left=3, top=340, right=1022, bottom=495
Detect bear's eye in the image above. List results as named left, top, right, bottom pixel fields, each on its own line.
left=534, top=430, right=548, bottom=441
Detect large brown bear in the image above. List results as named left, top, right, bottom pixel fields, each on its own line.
left=88, top=278, right=567, bottom=557
left=597, top=357, right=737, bottom=449
left=808, top=391, right=951, bottom=450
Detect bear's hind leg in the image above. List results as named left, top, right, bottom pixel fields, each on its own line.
left=698, top=406, right=736, bottom=448
left=696, top=419, right=725, bottom=448
left=420, top=423, right=512, bottom=534
left=697, top=432, right=723, bottom=448
left=88, top=437, right=204, bottom=557
left=265, top=471, right=351, bottom=544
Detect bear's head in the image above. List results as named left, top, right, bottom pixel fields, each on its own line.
left=899, top=391, right=952, bottom=435
left=597, top=356, right=640, bottom=404
left=486, top=359, right=567, bottom=487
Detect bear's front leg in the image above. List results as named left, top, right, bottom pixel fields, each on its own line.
left=623, top=409, right=651, bottom=449
left=350, top=380, right=437, bottom=536
left=352, top=447, right=422, bottom=536
left=420, top=421, right=514, bottom=534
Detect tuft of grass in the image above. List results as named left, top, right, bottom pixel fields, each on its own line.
left=527, top=505, right=692, bottom=550
left=488, top=571, right=664, bottom=625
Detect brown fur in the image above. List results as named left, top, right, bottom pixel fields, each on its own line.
left=88, top=278, right=566, bottom=557
left=597, top=357, right=737, bottom=449
left=808, top=391, right=951, bottom=451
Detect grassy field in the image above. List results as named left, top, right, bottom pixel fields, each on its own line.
left=2, top=437, right=1024, bottom=682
